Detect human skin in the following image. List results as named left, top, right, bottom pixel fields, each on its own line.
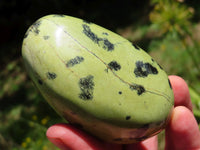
left=46, top=75, right=200, bottom=150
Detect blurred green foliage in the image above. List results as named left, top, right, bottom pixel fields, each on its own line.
left=148, top=0, right=200, bottom=129
left=0, top=0, right=200, bottom=149
left=150, top=0, right=193, bottom=35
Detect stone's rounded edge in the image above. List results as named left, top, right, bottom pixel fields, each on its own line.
left=22, top=14, right=174, bottom=144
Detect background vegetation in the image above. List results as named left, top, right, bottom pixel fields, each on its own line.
left=0, top=0, right=200, bottom=149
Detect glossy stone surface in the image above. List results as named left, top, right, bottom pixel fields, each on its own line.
left=22, top=14, right=174, bottom=143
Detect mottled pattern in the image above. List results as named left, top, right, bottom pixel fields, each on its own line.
left=79, top=75, right=94, bottom=100
left=134, top=61, right=158, bottom=77
left=46, top=72, right=57, bottom=80
left=31, top=20, right=41, bottom=34
left=43, top=35, right=50, bottom=40
left=132, top=43, right=140, bottom=50
left=22, top=14, right=174, bottom=144
left=130, top=84, right=145, bottom=95
left=66, top=56, right=84, bottom=67
left=24, top=20, right=41, bottom=38
left=102, top=32, right=109, bottom=36
left=82, top=24, right=114, bottom=51
left=151, top=58, right=163, bottom=70
left=108, top=61, right=121, bottom=71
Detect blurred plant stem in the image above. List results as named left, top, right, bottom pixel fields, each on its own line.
left=189, top=87, right=200, bottom=127
left=149, top=0, right=200, bottom=124
left=150, top=0, right=200, bottom=83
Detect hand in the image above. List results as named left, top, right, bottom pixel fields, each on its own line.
left=46, top=75, right=200, bottom=150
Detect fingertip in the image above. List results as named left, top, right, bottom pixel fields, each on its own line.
left=46, top=123, right=117, bottom=150
left=126, top=136, right=158, bottom=150
left=46, top=124, right=69, bottom=150
left=46, top=123, right=67, bottom=139
left=169, top=106, right=196, bottom=132
left=168, top=75, right=192, bottom=111
left=141, top=135, right=158, bottom=149
left=165, top=106, right=200, bottom=150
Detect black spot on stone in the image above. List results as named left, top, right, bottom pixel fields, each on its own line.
left=82, top=24, right=114, bottom=51
left=118, top=91, right=122, bottom=95
left=103, top=39, right=114, bottom=50
left=24, top=20, right=41, bottom=38
left=79, top=75, right=94, bottom=100
left=137, top=86, right=145, bottom=95
left=43, top=35, right=50, bottom=40
left=82, top=24, right=98, bottom=42
left=32, top=20, right=41, bottom=35
left=38, top=79, right=43, bottom=85
left=152, top=58, right=163, bottom=70
left=126, top=116, right=131, bottom=120
left=134, top=61, right=158, bottom=78
left=102, top=32, right=109, bottom=36
left=132, top=43, right=140, bottom=50
left=108, top=61, right=121, bottom=71
left=168, top=78, right=172, bottom=89
left=130, top=84, right=145, bottom=95
left=66, top=56, right=84, bottom=67
left=157, top=63, right=163, bottom=70
left=151, top=58, right=163, bottom=70
left=46, top=72, right=57, bottom=80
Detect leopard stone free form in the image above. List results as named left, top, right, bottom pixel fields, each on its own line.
left=22, top=14, right=174, bottom=144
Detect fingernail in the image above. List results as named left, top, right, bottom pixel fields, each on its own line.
left=46, top=125, right=70, bottom=150
left=48, top=137, right=70, bottom=150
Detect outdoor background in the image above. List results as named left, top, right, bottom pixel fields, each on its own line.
left=0, top=0, right=200, bottom=149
